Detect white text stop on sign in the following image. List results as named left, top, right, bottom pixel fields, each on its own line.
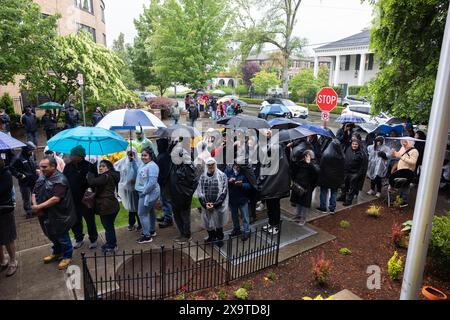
left=317, top=94, right=337, bottom=105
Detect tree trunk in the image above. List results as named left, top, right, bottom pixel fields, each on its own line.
left=282, top=52, right=289, bottom=99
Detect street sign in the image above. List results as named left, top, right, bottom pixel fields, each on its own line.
left=321, top=111, right=330, bottom=121
left=316, top=87, right=338, bottom=112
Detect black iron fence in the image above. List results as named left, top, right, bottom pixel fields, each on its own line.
left=82, top=223, right=282, bottom=300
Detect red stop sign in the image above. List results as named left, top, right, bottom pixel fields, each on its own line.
left=316, top=87, right=338, bottom=112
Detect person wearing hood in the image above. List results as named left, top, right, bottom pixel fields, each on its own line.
left=0, top=156, right=18, bottom=277
left=87, top=160, right=120, bottom=254
left=135, top=148, right=160, bottom=244
left=63, top=145, right=98, bottom=249
left=317, top=139, right=345, bottom=214
left=132, top=128, right=158, bottom=156
left=10, top=142, right=39, bottom=219
left=341, top=138, right=368, bottom=206
left=114, top=147, right=142, bottom=232
left=197, top=158, right=228, bottom=247
left=390, top=139, right=419, bottom=207
left=155, top=139, right=174, bottom=228
left=64, top=105, right=80, bottom=129
left=168, top=145, right=199, bottom=244
left=91, top=106, right=104, bottom=126
left=336, top=122, right=355, bottom=151
left=290, top=148, right=319, bottom=225
left=367, top=136, right=390, bottom=198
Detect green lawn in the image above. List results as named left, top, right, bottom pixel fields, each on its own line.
left=70, top=197, right=200, bottom=237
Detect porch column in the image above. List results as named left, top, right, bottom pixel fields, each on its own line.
left=313, top=56, right=319, bottom=78
left=333, top=55, right=341, bottom=86
left=358, top=53, right=366, bottom=86
left=328, top=58, right=334, bottom=85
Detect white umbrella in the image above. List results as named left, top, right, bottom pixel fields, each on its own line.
left=95, top=108, right=166, bottom=130
left=212, top=89, right=226, bottom=96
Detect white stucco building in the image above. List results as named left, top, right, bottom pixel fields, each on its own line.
left=313, top=29, right=379, bottom=94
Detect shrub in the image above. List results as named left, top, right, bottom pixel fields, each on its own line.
left=234, top=288, right=248, bottom=300
left=393, top=195, right=403, bottom=208
left=339, top=248, right=352, bottom=255
left=241, top=282, right=252, bottom=290
left=391, top=222, right=408, bottom=248
left=217, top=289, right=227, bottom=300
left=367, top=205, right=381, bottom=218
left=235, top=84, right=248, bottom=95
left=429, top=212, right=450, bottom=267
left=340, top=220, right=350, bottom=229
left=348, top=85, right=364, bottom=96
left=0, top=93, right=15, bottom=116
left=239, top=97, right=264, bottom=105
left=311, top=252, right=331, bottom=286
left=146, top=96, right=174, bottom=111
left=387, top=251, right=404, bottom=280
left=175, top=292, right=186, bottom=300
left=265, top=272, right=277, bottom=282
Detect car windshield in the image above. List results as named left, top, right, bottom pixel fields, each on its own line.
left=281, top=99, right=296, bottom=106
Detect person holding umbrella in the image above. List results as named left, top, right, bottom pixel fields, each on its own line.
left=0, top=156, right=18, bottom=277
left=336, top=122, right=355, bottom=151
left=41, top=110, right=57, bottom=141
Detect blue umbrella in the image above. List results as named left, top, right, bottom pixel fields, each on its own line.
left=375, top=124, right=404, bottom=136
left=47, top=126, right=128, bottom=155
left=298, top=124, right=335, bottom=138
left=268, top=118, right=299, bottom=130
left=336, top=115, right=366, bottom=123
left=0, top=132, right=26, bottom=150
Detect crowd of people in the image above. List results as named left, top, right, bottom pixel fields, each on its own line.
left=3, top=101, right=449, bottom=279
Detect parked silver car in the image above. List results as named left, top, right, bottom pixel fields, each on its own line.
left=342, top=95, right=370, bottom=107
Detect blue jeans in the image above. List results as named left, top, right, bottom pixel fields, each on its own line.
left=320, top=187, right=337, bottom=211
left=160, top=192, right=173, bottom=223
left=49, top=232, right=73, bottom=259
left=295, top=205, right=308, bottom=219
left=138, top=196, right=156, bottom=237
left=190, top=119, right=196, bottom=127
left=26, top=131, right=38, bottom=146
left=172, top=115, right=180, bottom=125
left=230, top=202, right=250, bottom=235
left=210, top=109, right=217, bottom=120
left=100, top=212, right=118, bottom=249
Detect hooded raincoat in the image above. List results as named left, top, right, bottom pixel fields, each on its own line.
left=367, top=138, right=391, bottom=180
left=114, top=147, right=142, bottom=212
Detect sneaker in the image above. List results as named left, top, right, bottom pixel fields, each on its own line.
left=127, top=225, right=135, bottom=231
left=43, top=254, right=61, bottom=264
left=329, top=209, right=336, bottom=215
left=159, top=220, right=173, bottom=228
left=156, top=216, right=164, bottom=222
left=176, top=236, right=192, bottom=245
left=137, top=236, right=153, bottom=244
left=241, top=234, right=250, bottom=242
left=73, top=240, right=84, bottom=249
left=173, top=235, right=185, bottom=242
left=375, top=192, right=381, bottom=198
left=316, top=207, right=327, bottom=213
left=6, top=261, right=18, bottom=277
left=58, top=259, right=72, bottom=270
left=267, top=226, right=279, bottom=235
left=297, top=217, right=306, bottom=226
left=136, top=226, right=143, bottom=232
left=367, top=190, right=375, bottom=196
left=89, top=241, right=98, bottom=249
left=400, top=202, right=409, bottom=208
left=262, top=224, right=270, bottom=232
left=256, top=203, right=265, bottom=212
left=150, top=231, right=157, bottom=237
left=102, top=246, right=118, bottom=254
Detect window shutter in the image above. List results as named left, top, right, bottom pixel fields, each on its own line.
left=345, top=55, right=351, bottom=71
left=355, top=55, right=361, bottom=70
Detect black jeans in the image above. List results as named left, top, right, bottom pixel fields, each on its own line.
left=266, top=198, right=281, bottom=227
left=173, top=206, right=191, bottom=238
left=128, top=211, right=141, bottom=228
left=71, top=202, right=98, bottom=243
left=370, top=176, right=382, bottom=193
left=100, top=212, right=118, bottom=249
left=19, top=185, right=33, bottom=216
left=45, top=129, right=56, bottom=141
left=343, top=174, right=359, bottom=203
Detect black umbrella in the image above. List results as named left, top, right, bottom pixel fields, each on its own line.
left=216, top=116, right=233, bottom=125
left=272, top=127, right=316, bottom=144
left=155, top=124, right=201, bottom=138
left=225, top=114, right=270, bottom=129
left=268, top=118, right=300, bottom=130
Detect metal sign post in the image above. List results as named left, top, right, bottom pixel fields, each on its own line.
left=400, top=3, right=450, bottom=300
left=77, top=73, right=86, bottom=126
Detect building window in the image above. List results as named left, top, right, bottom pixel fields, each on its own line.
left=344, top=55, right=351, bottom=71
left=103, top=33, right=107, bottom=46
left=74, top=0, right=94, bottom=14
left=101, top=2, right=106, bottom=23
left=77, top=23, right=96, bottom=42
left=365, top=53, right=374, bottom=70
left=355, top=54, right=361, bottom=70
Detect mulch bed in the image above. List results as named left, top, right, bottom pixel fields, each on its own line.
left=189, top=200, right=450, bottom=300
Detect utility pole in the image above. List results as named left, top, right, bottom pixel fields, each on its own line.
left=77, top=73, right=86, bottom=126
left=400, top=3, right=450, bottom=300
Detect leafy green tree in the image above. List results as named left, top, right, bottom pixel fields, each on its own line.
left=146, top=0, right=233, bottom=89
left=251, top=71, right=280, bottom=95
left=365, top=0, right=449, bottom=123
left=112, top=33, right=139, bottom=91
left=289, top=66, right=329, bottom=103
left=235, top=0, right=307, bottom=98
left=0, top=0, right=59, bottom=84
left=0, top=93, right=15, bottom=115
left=21, top=32, right=136, bottom=108
left=131, top=0, right=172, bottom=95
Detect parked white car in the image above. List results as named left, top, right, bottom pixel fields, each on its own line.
left=341, top=104, right=392, bottom=124
left=260, top=98, right=308, bottom=119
